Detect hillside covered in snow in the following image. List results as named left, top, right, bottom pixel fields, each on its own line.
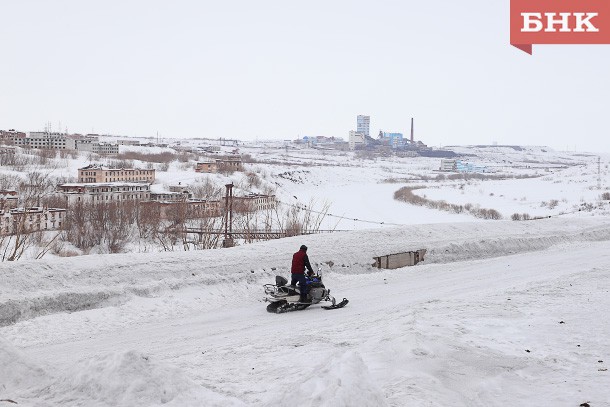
left=1, top=144, right=610, bottom=406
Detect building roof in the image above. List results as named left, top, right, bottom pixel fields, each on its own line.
left=78, top=165, right=152, bottom=171
left=59, top=182, right=151, bottom=188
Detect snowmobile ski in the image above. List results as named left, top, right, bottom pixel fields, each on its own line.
left=321, top=298, right=349, bottom=310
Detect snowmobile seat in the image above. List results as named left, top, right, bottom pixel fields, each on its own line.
left=276, top=275, right=288, bottom=287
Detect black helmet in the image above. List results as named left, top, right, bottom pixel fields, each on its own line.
left=300, top=245, right=307, bottom=251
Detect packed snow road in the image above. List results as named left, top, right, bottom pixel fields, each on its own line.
left=2, top=234, right=609, bottom=406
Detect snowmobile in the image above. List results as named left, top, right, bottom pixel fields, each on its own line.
left=263, top=269, right=348, bottom=313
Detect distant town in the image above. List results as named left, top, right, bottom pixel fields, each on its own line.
left=0, top=114, right=469, bottom=259
left=0, top=115, right=458, bottom=158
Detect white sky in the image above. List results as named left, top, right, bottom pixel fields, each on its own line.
left=2, top=0, right=610, bottom=152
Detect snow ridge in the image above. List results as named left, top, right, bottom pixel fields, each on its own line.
left=2, top=218, right=610, bottom=327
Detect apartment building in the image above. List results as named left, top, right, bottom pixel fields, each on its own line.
left=0, top=207, right=65, bottom=234
left=195, top=157, right=243, bottom=173
left=11, top=132, right=69, bottom=149
left=94, top=143, right=119, bottom=154
left=0, top=129, right=26, bottom=143
left=147, top=199, right=222, bottom=220
left=78, top=165, right=155, bottom=183
left=58, top=183, right=151, bottom=205
left=195, top=160, right=218, bottom=173
left=348, top=131, right=366, bottom=150
left=0, top=190, right=18, bottom=210
left=150, top=191, right=192, bottom=202
left=233, top=194, right=276, bottom=212
left=357, top=115, right=370, bottom=138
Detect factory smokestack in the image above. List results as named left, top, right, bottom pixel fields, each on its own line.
left=410, top=118, right=414, bottom=143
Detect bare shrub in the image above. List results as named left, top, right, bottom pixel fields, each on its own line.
left=19, top=171, right=59, bottom=207
left=179, top=162, right=193, bottom=171
left=581, top=202, right=594, bottom=211
left=33, top=149, right=55, bottom=166
left=107, top=159, right=135, bottom=169
left=272, top=199, right=332, bottom=237
left=246, top=172, right=262, bottom=189
left=486, top=209, right=502, bottom=220
left=511, top=213, right=522, bottom=221
left=601, top=192, right=610, bottom=200
left=62, top=201, right=137, bottom=253
left=59, top=149, right=77, bottom=159
left=394, top=186, right=502, bottom=220
left=191, top=178, right=222, bottom=200
left=355, top=150, right=376, bottom=160
left=136, top=202, right=162, bottom=239
left=393, top=187, right=427, bottom=206
left=57, top=248, right=80, bottom=257
left=548, top=199, right=559, bottom=209
left=451, top=204, right=464, bottom=214
left=0, top=173, right=21, bottom=190
left=177, top=152, right=193, bottom=163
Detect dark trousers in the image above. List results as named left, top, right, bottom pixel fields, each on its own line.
left=290, top=274, right=307, bottom=300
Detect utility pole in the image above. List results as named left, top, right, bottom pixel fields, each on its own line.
left=223, top=182, right=234, bottom=247
left=598, top=156, right=601, bottom=190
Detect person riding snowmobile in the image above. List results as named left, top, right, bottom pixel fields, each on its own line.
left=291, top=244, right=314, bottom=303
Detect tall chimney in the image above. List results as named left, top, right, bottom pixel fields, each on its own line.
left=410, top=118, right=414, bottom=143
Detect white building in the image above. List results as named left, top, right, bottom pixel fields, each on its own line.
left=150, top=191, right=192, bottom=202
left=117, top=140, right=141, bottom=146
left=58, top=183, right=151, bottom=205
left=440, top=159, right=457, bottom=172
left=0, top=207, right=65, bottom=234
left=357, top=115, right=370, bottom=138
left=234, top=194, right=276, bottom=212
left=6, top=132, right=116, bottom=153
left=11, top=132, right=70, bottom=149
left=348, top=131, right=366, bottom=150
left=93, top=143, right=119, bottom=155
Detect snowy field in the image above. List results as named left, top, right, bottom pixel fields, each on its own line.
left=1, top=145, right=610, bottom=406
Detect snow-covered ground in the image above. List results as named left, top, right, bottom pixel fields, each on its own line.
left=2, top=217, right=610, bottom=406
left=1, top=145, right=610, bottom=406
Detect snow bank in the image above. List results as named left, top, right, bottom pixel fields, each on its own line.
left=272, top=350, right=387, bottom=407
left=0, top=336, right=49, bottom=397
left=46, top=351, right=245, bottom=407
left=0, top=335, right=245, bottom=407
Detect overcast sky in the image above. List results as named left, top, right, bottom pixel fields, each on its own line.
left=1, top=0, right=609, bottom=152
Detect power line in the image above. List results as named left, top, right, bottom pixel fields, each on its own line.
left=230, top=184, right=407, bottom=227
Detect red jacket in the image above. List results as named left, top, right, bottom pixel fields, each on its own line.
left=291, top=249, right=313, bottom=275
